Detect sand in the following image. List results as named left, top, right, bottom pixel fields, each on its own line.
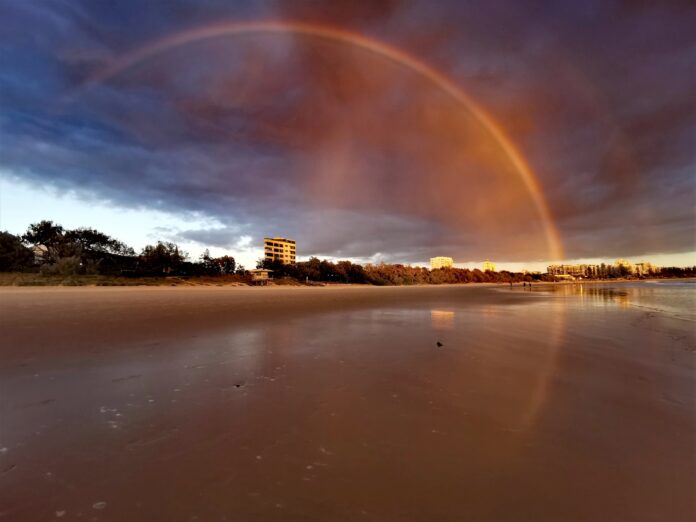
left=0, top=284, right=694, bottom=521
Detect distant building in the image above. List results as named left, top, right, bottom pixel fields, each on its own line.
left=430, top=256, right=454, bottom=270
left=614, top=259, right=659, bottom=276
left=482, top=260, right=496, bottom=272
left=547, top=264, right=598, bottom=278
left=634, top=261, right=659, bottom=276
left=264, top=237, right=296, bottom=264
left=547, top=265, right=562, bottom=276
left=547, top=260, right=659, bottom=279
left=613, top=258, right=635, bottom=275
left=31, top=245, right=48, bottom=263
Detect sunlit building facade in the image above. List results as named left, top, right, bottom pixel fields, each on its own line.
left=548, top=260, right=659, bottom=278
left=634, top=261, right=658, bottom=276
left=613, top=258, right=634, bottom=274
left=482, top=260, right=496, bottom=272
left=264, top=237, right=296, bottom=264
left=547, top=264, right=599, bottom=278
left=430, top=257, right=454, bottom=270
left=614, top=259, right=659, bottom=276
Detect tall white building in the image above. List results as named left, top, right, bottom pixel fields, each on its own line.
left=482, top=260, right=496, bottom=272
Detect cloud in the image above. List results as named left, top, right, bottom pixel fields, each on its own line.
left=0, top=0, right=694, bottom=262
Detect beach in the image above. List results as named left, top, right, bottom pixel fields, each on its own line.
left=1, top=283, right=694, bottom=521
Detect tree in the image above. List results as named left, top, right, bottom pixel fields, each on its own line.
left=22, top=220, right=65, bottom=262
left=21, top=222, right=135, bottom=271
left=199, top=249, right=219, bottom=275
left=304, top=257, right=322, bottom=281
left=139, top=242, right=186, bottom=274
left=22, top=220, right=63, bottom=247
left=0, top=231, right=34, bottom=271
left=216, top=255, right=236, bottom=275
left=64, top=228, right=134, bottom=256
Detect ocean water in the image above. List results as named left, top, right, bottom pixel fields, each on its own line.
left=537, top=280, right=696, bottom=321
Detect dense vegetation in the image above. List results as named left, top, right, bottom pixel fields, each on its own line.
left=1, top=220, right=694, bottom=285
left=0, top=221, right=244, bottom=278
left=256, top=258, right=539, bottom=285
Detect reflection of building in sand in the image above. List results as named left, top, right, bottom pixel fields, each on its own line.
left=430, top=309, right=455, bottom=330
left=553, top=284, right=632, bottom=308
left=430, top=257, right=453, bottom=269
left=482, top=260, right=496, bottom=272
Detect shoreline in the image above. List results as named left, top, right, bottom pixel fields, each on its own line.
left=0, top=273, right=692, bottom=289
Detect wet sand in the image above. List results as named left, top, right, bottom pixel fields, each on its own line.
left=1, top=285, right=694, bottom=521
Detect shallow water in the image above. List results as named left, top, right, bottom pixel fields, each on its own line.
left=535, top=280, right=696, bottom=320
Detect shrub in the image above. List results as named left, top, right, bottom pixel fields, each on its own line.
left=40, top=256, right=82, bottom=276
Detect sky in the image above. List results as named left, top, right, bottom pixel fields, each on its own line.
left=0, top=0, right=694, bottom=271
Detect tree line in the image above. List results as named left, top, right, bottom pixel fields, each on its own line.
left=256, top=257, right=541, bottom=285
left=0, top=220, right=243, bottom=277
left=1, top=220, right=694, bottom=283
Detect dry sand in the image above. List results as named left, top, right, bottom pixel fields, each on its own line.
left=0, top=284, right=694, bottom=521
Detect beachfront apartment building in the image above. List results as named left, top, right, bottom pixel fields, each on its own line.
left=614, top=259, right=659, bottom=276
left=430, top=256, right=454, bottom=270
left=547, top=264, right=599, bottom=278
left=613, top=258, right=634, bottom=274
left=547, top=260, right=659, bottom=278
left=634, top=261, right=658, bottom=276
left=264, top=237, right=296, bottom=264
left=482, top=260, right=496, bottom=272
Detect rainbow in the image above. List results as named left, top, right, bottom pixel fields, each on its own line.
left=85, top=20, right=563, bottom=260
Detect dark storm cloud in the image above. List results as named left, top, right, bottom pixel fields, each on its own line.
left=0, top=0, right=694, bottom=261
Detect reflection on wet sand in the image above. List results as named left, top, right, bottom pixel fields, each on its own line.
left=429, top=302, right=565, bottom=431
left=430, top=309, right=454, bottom=330
left=540, top=281, right=696, bottom=320
left=518, top=296, right=566, bottom=430
left=547, top=283, right=631, bottom=308
left=0, top=285, right=693, bottom=521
